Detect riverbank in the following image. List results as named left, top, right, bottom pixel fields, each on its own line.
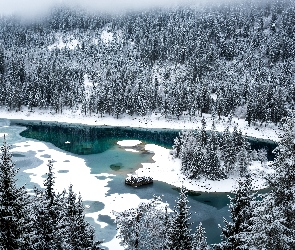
left=0, top=107, right=283, bottom=142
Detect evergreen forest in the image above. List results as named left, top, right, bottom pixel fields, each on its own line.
left=0, top=0, right=294, bottom=124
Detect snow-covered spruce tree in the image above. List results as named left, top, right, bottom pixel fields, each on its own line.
left=216, top=175, right=255, bottom=250
left=191, top=222, right=210, bottom=250
left=30, top=160, right=65, bottom=249
left=168, top=187, right=192, bottom=250
left=0, top=136, right=32, bottom=249
left=249, top=117, right=295, bottom=249
left=236, top=146, right=250, bottom=177
left=115, top=196, right=169, bottom=250
left=220, top=127, right=236, bottom=173
left=61, top=184, right=102, bottom=249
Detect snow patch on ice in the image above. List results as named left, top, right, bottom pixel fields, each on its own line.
left=0, top=133, right=8, bottom=138
left=124, top=148, right=140, bottom=153
left=102, top=231, right=124, bottom=250
left=117, top=140, right=141, bottom=147
left=10, top=140, right=151, bottom=249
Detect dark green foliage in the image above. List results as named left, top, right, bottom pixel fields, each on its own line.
left=167, top=187, right=192, bottom=250
left=61, top=185, right=101, bottom=249
left=249, top=117, right=295, bottom=249
left=192, top=222, right=210, bottom=250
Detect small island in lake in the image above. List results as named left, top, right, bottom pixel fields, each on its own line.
left=125, top=175, right=153, bottom=187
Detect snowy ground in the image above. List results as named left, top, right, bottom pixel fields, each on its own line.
left=0, top=107, right=283, bottom=142
left=119, top=140, right=274, bottom=193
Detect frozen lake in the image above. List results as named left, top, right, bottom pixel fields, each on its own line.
left=1, top=118, right=274, bottom=249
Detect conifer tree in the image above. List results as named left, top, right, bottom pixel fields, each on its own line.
left=0, top=136, right=32, bottom=249
left=217, top=175, right=255, bottom=249
left=249, top=117, right=295, bottom=249
left=168, top=187, right=192, bottom=250
left=192, top=222, right=210, bottom=250
left=115, top=196, right=168, bottom=250
left=61, top=184, right=101, bottom=249
left=31, top=160, right=64, bottom=249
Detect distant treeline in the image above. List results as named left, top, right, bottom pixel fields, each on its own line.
left=0, top=0, right=294, bottom=124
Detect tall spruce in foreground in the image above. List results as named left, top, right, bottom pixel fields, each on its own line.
left=32, top=161, right=102, bottom=249
left=31, top=160, right=65, bottom=249
left=217, top=175, right=255, bottom=250
left=249, top=117, right=295, bottom=249
left=168, top=186, right=192, bottom=250
left=191, top=222, right=210, bottom=250
left=0, top=136, right=31, bottom=249
left=61, top=184, right=102, bottom=249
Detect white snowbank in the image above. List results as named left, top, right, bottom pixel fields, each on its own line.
left=101, top=30, right=113, bottom=44
left=117, top=140, right=141, bottom=147
left=48, top=37, right=79, bottom=50
left=0, top=107, right=282, bottom=142
left=134, top=144, right=272, bottom=193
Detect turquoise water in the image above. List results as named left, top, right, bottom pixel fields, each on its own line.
left=1, top=119, right=276, bottom=246
left=13, top=119, right=277, bottom=160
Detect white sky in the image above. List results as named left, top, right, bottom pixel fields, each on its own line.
left=0, top=0, right=236, bottom=17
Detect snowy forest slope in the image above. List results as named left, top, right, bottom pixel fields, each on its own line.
left=0, top=0, right=294, bottom=124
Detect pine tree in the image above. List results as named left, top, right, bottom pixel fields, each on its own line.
left=220, top=127, right=236, bottom=173
left=249, top=117, right=295, bottom=249
left=61, top=184, right=101, bottom=249
left=31, top=160, right=64, bottom=249
left=0, top=136, right=32, bottom=249
left=192, top=222, right=210, bottom=250
left=168, top=187, right=192, bottom=250
left=217, top=175, right=255, bottom=249
left=239, top=147, right=250, bottom=177
left=115, top=196, right=168, bottom=250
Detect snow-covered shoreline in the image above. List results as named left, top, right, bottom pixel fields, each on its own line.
left=119, top=141, right=273, bottom=193
left=0, top=106, right=278, bottom=193
left=0, top=107, right=282, bottom=142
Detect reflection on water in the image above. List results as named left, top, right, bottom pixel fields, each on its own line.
left=15, top=120, right=178, bottom=155
left=13, top=119, right=277, bottom=160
